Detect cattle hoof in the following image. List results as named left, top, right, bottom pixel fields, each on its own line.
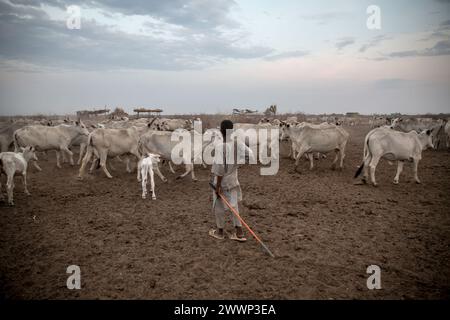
left=142, top=195, right=146, bottom=199
left=415, top=180, right=421, bottom=184
left=25, top=192, right=31, bottom=196
left=393, top=180, right=399, bottom=185
left=372, top=183, right=378, bottom=187
left=152, top=196, right=156, bottom=200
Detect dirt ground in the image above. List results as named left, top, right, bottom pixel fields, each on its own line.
left=0, top=125, right=449, bottom=299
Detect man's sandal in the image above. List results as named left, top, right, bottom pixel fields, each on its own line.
left=209, top=229, right=225, bottom=240
left=229, top=233, right=247, bottom=242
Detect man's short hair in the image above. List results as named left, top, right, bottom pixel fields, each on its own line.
left=220, top=120, right=234, bottom=140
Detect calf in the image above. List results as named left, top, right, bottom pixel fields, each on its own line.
left=0, top=146, right=37, bottom=205
left=354, top=127, right=434, bottom=186
left=137, top=153, right=162, bottom=200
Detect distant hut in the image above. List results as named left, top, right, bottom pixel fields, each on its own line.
left=134, top=108, right=163, bottom=118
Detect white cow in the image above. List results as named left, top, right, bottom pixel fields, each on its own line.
left=0, top=146, right=38, bottom=205
left=78, top=126, right=145, bottom=179
left=281, top=122, right=336, bottom=160
left=137, top=153, right=163, bottom=200
left=354, top=127, right=434, bottom=186
left=138, top=130, right=201, bottom=181
left=159, top=118, right=193, bottom=131
left=14, top=122, right=89, bottom=170
left=0, top=122, right=27, bottom=152
left=281, top=124, right=349, bottom=171
left=390, top=117, right=439, bottom=133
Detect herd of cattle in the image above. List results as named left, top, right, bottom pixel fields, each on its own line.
left=0, top=114, right=449, bottom=205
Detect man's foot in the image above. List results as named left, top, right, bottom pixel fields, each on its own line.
left=230, top=227, right=247, bottom=242
left=229, top=233, right=247, bottom=242
left=209, top=229, right=225, bottom=240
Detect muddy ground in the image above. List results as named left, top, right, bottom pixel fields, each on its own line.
left=0, top=125, right=449, bottom=299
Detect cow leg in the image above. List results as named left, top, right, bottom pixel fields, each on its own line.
left=137, top=159, right=142, bottom=182
left=190, top=164, right=197, bottom=181
left=125, top=157, right=132, bottom=173
left=153, top=163, right=167, bottom=182
left=149, top=168, right=156, bottom=200
left=413, top=159, right=421, bottom=184
left=55, top=151, right=62, bottom=168
left=168, top=161, right=176, bottom=174
left=331, top=150, right=339, bottom=170
left=339, top=147, right=346, bottom=169
left=141, top=168, right=148, bottom=199
left=79, top=146, right=93, bottom=178
left=177, top=163, right=192, bottom=180
left=308, top=153, right=314, bottom=170
left=369, top=155, right=381, bottom=186
left=77, top=143, right=86, bottom=165
left=89, top=157, right=98, bottom=174
left=32, top=160, right=42, bottom=172
left=393, top=161, right=404, bottom=184
left=61, top=147, right=74, bottom=166
left=99, top=151, right=113, bottom=178
left=61, top=150, right=68, bottom=163
left=22, top=173, right=31, bottom=196
left=362, top=153, right=371, bottom=184
left=6, top=173, right=15, bottom=205
left=294, top=146, right=309, bottom=171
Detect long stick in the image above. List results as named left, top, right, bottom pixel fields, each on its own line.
left=209, top=182, right=275, bottom=258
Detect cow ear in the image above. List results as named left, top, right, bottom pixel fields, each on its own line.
left=426, top=129, right=431, bottom=136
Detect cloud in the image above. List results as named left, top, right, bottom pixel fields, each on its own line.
left=10, top=0, right=240, bottom=30
left=419, top=19, right=450, bottom=41
left=386, top=40, right=450, bottom=58
left=299, top=11, right=351, bottom=25
left=0, top=0, right=273, bottom=71
left=264, top=50, right=309, bottom=61
left=359, top=35, right=391, bottom=53
left=335, top=37, right=355, bottom=50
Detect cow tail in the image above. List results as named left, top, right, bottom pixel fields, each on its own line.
left=354, top=130, right=372, bottom=178
left=78, top=133, right=94, bottom=178
left=13, top=131, right=20, bottom=152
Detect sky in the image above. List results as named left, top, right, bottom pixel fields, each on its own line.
left=0, top=0, right=449, bottom=116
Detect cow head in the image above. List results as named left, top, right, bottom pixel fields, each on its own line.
left=75, top=119, right=90, bottom=136
left=22, top=146, right=38, bottom=162
left=419, top=129, right=434, bottom=150
left=146, top=153, right=161, bottom=163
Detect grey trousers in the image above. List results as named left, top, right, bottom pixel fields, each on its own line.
left=212, top=188, right=242, bottom=229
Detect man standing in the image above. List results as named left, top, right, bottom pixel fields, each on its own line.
left=209, top=120, right=247, bottom=242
